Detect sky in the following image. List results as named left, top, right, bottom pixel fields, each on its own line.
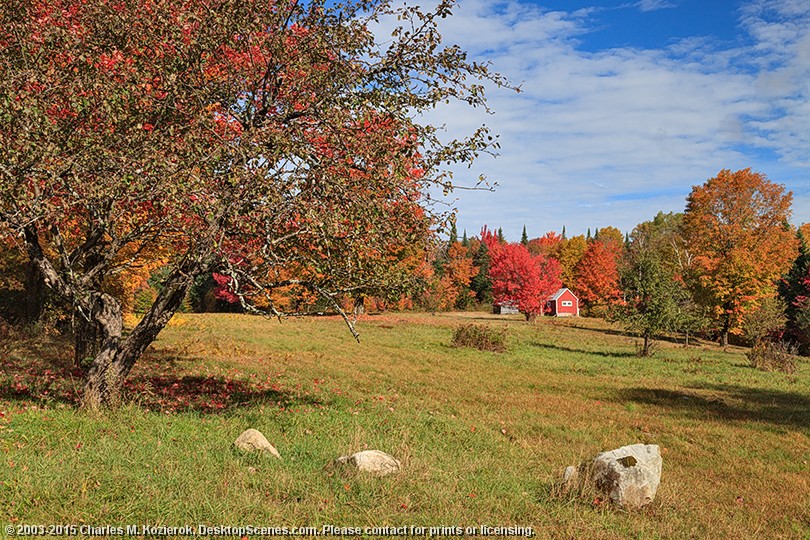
left=399, top=0, right=810, bottom=241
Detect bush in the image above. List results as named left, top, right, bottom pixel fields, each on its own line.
left=451, top=324, right=507, bottom=353
left=747, top=341, right=798, bottom=374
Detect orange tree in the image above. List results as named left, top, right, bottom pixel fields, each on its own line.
left=0, top=0, right=508, bottom=406
left=574, top=240, right=621, bottom=315
left=682, top=169, right=798, bottom=346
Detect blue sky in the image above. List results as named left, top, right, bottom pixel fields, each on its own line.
left=392, top=0, right=810, bottom=240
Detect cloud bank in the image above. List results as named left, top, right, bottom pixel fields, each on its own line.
left=379, top=0, right=810, bottom=239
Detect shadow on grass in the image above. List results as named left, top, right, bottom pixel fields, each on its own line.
left=617, top=385, right=810, bottom=432
left=532, top=342, right=638, bottom=359
left=554, top=321, right=719, bottom=348
left=0, top=335, right=324, bottom=414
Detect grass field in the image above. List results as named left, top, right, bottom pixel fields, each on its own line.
left=1, top=312, right=809, bottom=539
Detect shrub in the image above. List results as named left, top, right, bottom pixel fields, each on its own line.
left=451, top=324, right=507, bottom=353
left=747, top=341, right=798, bottom=374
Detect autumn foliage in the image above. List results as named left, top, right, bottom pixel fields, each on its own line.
left=574, top=240, right=621, bottom=314
left=489, top=241, right=562, bottom=321
left=683, top=169, right=798, bottom=346
left=0, top=0, right=508, bottom=406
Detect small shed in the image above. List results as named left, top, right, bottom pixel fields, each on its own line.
left=546, top=288, right=579, bottom=317
left=492, top=301, right=520, bottom=315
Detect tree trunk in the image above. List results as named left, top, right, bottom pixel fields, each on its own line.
left=74, top=314, right=102, bottom=368
left=22, top=261, right=45, bottom=324
left=75, top=250, right=106, bottom=367
left=82, top=256, right=206, bottom=407
left=720, top=305, right=732, bottom=348
left=642, top=334, right=650, bottom=356
left=23, top=223, right=209, bottom=408
left=353, top=295, right=365, bottom=316
left=82, top=294, right=125, bottom=408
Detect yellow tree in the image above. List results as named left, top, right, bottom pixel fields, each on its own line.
left=557, top=235, right=587, bottom=288
left=682, top=169, right=798, bottom=346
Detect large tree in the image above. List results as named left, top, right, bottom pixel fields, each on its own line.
left=574, top=240, right=620, bottom=314
left=682, top=169, right=798, bottom=347
left=489, top=242, right=561, bottom=321
left=0, top=0, right=508, bottom=406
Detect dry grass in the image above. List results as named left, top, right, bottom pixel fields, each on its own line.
left=1, top=312, right=808, bottom=538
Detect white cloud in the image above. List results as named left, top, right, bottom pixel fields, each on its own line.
left=635, top=0, right=677, bottom=12
left=375, top=0, right=810, bottom=238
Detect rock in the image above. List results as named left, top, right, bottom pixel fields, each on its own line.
left=334, top=450, right=401, bottom=476
left=561, top=465, right=579, bottom=492
left=590, top=444, right=661, bottom=510
left=234, top=429, right=281, bottom=459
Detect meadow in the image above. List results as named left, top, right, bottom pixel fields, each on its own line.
left=1, top=312, right=808, bottom=539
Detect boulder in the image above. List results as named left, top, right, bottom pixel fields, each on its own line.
left=590, top=444, right=661, bottom=509
left=561, top=444, right=662, bottom=510
left=234, top=429, right=281, bottom=459
left=334, top=450, right=401, bottom=476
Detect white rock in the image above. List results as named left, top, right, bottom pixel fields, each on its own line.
left=335, top=450, right=401, bottom=476
left=234, top=428, right=281, bottom=459
left=561, top=465, right=579, bottom=492
left=590, top=444, right=661, bottom=509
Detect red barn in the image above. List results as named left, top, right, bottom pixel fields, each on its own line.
left=546, top=288, right=579, bottom=317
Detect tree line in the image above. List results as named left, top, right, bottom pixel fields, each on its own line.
left=5, top=166, right=806, bottom=361
left=421, top=168, right=806, bottom=357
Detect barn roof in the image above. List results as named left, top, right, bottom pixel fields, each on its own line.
left=548, top=288, right=577, bottom=301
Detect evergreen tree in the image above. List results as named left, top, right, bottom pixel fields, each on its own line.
left=779, top=228, right=810, bottom=351
left=470, top=240, right=493, bottom=304
left=586, top=228, right=592, bottom=240
left=497, top=227, right=505, bottom=243
left=520, top=225, right=529, bottom=246
left=448, top=220, right=458, bottom=245
left=561, top=225, right=567, bottom=240
left=594, top=227, right=600, bottom=240
left=461, top=229, right=468, bottom=247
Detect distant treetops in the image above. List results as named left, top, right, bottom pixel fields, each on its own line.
left=431, top=168, right=804, bottom=351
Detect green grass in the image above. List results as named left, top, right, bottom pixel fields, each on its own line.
left=1, top=312, right=809, bottom=539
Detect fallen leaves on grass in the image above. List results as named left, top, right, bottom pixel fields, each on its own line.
left=0, top=336, right=336, bottom=415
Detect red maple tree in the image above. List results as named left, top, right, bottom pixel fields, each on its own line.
left=489, top=243, right=562, bottom=321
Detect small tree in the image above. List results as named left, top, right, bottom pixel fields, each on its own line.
left=741, top=296, right=787, bottom=346
left=615, top=252, right=686, bottom=356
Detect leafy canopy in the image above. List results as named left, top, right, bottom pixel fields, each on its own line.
left=0, top=0, right=510, bottom=405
